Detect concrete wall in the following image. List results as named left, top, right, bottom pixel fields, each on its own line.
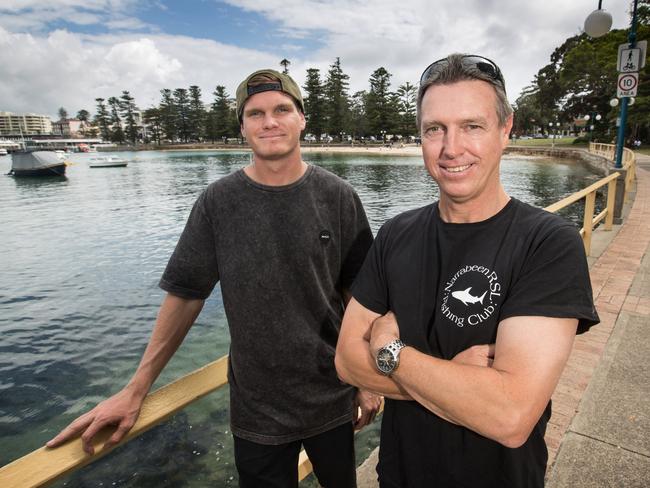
left=504, top=146, right=611, bottom=175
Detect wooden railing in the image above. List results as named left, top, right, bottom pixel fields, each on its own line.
left=544, top=172, right=619, bottom=255
left=1, top=145, right=639, bottom=486
left=589, top=142, right=636, bottom=202
left=0, top=358, right=230, bottom=487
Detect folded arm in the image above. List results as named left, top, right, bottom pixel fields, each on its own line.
left=336, top=298, right=577, bottom=447
left=336, top=298, right=414, bottom=400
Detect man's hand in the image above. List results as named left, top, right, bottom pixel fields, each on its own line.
left=354, top=389, right=382, bottom=430
left=45, top=293, right=204, bottom=455
left=452, top=344, right=495, bottom=367
left=46, top=386, right=144, bottom=455
left=369, top=311, right=400, bottom=356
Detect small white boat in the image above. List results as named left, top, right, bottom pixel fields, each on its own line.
left=89, top=156, right=128, bottom=168
left=0, top=148, right=8, bottom=156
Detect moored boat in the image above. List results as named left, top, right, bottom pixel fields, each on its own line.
left=89, top=156, right=128, bottom=168
left=9, top=151, right=66, bottom=176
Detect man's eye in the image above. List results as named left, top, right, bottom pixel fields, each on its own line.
left=426, top=126, right=441, bottom=133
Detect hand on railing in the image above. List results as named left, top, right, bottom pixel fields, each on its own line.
left=45, top=385, right=145, bottom=455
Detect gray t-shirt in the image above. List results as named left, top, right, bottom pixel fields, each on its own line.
left=160, top=165, right=373, bottom=444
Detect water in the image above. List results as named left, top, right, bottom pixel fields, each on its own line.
left=0, top=150, right=601, bottom=487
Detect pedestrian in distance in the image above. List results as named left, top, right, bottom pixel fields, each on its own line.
left=335, top=53, right=599, bottom=487
left=47, top=68, right=381, bottom=488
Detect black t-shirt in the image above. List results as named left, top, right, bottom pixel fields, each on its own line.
left=352, top=198, right=599, bottom=487
left=160, top=165, right=373, bottom=444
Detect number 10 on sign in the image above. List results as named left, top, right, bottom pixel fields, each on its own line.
left=617, top=73, right=639, bottom=97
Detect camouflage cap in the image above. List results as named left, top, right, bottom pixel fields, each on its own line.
left=236, top=69, right=304, bottom=122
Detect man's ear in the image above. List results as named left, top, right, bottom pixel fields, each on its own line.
left=502, top=114, right=514, bottom=147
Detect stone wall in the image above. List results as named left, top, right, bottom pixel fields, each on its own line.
left=504, top=146, right=612, bottom=175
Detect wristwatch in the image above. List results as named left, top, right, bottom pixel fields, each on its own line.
left=375, top=339, right=406, bottom=376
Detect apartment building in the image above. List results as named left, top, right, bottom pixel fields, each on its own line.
left=0, top=112, right=53, bottom=136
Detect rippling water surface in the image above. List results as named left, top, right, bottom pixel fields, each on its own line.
left=0, top=150, right=601, bottom=486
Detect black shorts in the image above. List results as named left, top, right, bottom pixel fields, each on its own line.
left=233, top=422, right=357, bottom=488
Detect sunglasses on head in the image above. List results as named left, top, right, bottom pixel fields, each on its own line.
left=419, top=55, right=505, bottom=91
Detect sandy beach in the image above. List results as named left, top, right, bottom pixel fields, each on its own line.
left=300, top=144, right=422, bottom=157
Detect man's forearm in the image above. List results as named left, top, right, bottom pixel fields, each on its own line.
left=126, top=293, right=204, bottom=398
left=335, top=337, right=412, bottom=400
left=391, top=316, right=575, bottom=449
left=392, top=347, right=521, bottom=441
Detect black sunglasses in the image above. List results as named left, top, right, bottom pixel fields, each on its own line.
left=419, top=55, right=506, bottom=91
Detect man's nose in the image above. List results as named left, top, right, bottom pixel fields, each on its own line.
left=262, top=113, right=279, bottom=129
left=442, top=128, right=464, bottom=159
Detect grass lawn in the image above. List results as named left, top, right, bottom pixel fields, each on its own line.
left=509, top=137, right=581, bottom=148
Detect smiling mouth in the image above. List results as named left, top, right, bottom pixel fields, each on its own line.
left=443, top=163, right=472, bottom=173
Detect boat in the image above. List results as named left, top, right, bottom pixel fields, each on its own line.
left=0, top=148, right=8, bottom=156
left=89, top=156, right=128, bottom=168
left=9, top=151, right=66, bottom=176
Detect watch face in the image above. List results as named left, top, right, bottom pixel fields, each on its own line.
left=376, top=348, right=396, bottom=374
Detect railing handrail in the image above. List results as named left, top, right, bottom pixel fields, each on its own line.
left=0, top=357, right=229, bottom=487
left=1, top=144, right=638, bottom=486
left=543, top=172, right=619, bottom=214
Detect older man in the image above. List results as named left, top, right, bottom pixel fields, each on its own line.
left=335, top=54, right=599, bottom=487
left=48, top=69, right=380, bottom=488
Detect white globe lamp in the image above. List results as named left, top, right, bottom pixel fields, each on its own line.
left=584, top=9, right=613, bottom=37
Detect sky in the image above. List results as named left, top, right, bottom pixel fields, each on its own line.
left=0, top=0, right=633, bottom=120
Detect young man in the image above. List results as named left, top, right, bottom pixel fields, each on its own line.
left=48, top=69, right=380, bottom=488
left=335, top=54, right=599, bottom=487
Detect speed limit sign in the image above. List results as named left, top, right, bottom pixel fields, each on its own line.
left=617, top=72, right=639, bottom=97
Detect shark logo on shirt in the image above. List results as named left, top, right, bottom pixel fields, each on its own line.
left=441, top=264, right=502, bottom=327
left=452, top=287, right=487, bottom=306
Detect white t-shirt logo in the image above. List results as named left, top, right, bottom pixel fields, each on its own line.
left=441, top=265, right=502, bottom=327
left=451, top=287, right=487, bottom=306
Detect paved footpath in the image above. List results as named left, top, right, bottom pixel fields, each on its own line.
left=358, top=153, right=650, bottom=487
left=546, top=155, right=650, bottom=487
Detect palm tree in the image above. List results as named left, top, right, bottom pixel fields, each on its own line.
left=280, top=58, right=291, bottom=74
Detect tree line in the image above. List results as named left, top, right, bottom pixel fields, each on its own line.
left=60, top=57, right=417, bottom=145
left=61, top=1, right=650, bottom=147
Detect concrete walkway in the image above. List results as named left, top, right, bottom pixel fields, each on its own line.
left=546, top=153, right=650, bottom=487
left=357, top=153, right=650, bottom=487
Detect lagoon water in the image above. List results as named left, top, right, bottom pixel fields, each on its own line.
left=0, top=150, right=601, bottom=487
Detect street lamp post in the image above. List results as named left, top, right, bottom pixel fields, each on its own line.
left=584, top=112, right=602, bottom=141
left=549, top=121, right=561, bottom=148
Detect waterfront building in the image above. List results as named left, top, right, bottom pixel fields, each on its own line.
left=0, top=111, right=53, bottom=136
left=52, top=118, right=86, bottom=137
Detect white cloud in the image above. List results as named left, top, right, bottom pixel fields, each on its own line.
left=0, top=0, right=144, bottom=33
left=0, top=0, right=635, bottom=119
left=0, top=27, right=280, bottom=118
left=224, top=0, right=632, bottom=102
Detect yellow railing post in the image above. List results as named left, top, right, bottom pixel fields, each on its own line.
left=582, top=191, right=597, bottom=255
left=605, top=178, right=617, bottom=231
